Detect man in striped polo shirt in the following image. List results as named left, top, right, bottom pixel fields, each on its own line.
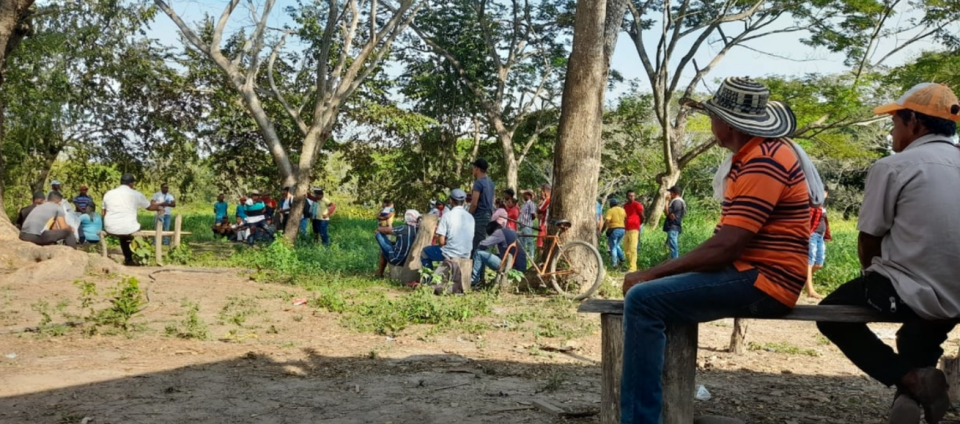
left=619, top=78, right=815, bottom=424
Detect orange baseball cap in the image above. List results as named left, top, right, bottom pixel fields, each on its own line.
left=874, top=83, right=960, bottom=122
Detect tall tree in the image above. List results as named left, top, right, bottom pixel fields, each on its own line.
left=0, top=0, right=34, bottom=222
left=153, top=0, right=422, bottom=239
left=549, top=0, right=627, bottom=253
left=407, top=0, right=567, bottom=190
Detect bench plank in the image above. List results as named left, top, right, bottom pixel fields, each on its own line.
left=579, top=299, right=905, bottom=323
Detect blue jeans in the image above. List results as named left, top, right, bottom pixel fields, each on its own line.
left=421, top=246, right=445, bottom=270
left=376, top=232, right=394, bottom=259
left=520, top=226, right=536, bottom=259
left=808, top=233, right=825, bottom=266
left=607, top=228, right=625, bottom=267
left=621, top=267, right=788, bottom=424
left=313, top=219, right=330, bottom=245
left=299, top=217, right=309, bottom=235
left=665, top=229, right=680, bottom=259
left=158, top=214, right=172, bottom=245
left=471, top=250, right=501, bottom=286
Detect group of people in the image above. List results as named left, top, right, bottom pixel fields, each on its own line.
left=15, top=174, right=175, bottom=265
left=14, top=179, right=177, bottom=255
left=618, top=78, right=960, bottom=424
left=373, top=158, right=555, bottom=287
left=211, top=186, right=336, bottom=245
left=598, top=187, right=687, bottom=271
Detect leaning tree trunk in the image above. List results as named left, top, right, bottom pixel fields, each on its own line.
left=549, top=0, right=610, bottom=251
left=0, top=0, right=35, bottom=223
left=645, top=126, right=684, bottom=227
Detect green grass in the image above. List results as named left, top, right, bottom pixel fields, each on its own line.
left=154, top=202, right=864, bottom=337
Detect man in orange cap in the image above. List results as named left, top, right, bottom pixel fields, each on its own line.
left=818, top=83, right=960, bottom=424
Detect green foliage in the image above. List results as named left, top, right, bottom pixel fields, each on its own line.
left=748, top=341, right=819, bottom=357
left=165, top=301, right=209, bottom=340
left=129, top=238, right=155, bottom=266
left=91, top=278, right=146, bottom=332
left=30, top=300, right=69, bottom=336
left=217, top=296, right=262, bottom=328
left=167, top=243, right=194, bottom=265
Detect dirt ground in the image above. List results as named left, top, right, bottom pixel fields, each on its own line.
left=2, top=267, right=960, bottom=424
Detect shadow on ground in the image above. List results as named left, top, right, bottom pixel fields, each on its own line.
left=1, top=348, right=943, bottom=424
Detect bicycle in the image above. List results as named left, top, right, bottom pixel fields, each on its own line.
left=494, top=218, right=605, bottom=300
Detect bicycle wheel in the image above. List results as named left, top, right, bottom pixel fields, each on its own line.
left=548, top=240, right=605, bottom=300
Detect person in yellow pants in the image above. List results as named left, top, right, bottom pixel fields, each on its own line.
left=622, top=190, right=645, bottom=271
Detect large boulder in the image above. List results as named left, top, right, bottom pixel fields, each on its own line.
left=0, top=220, right=122, bottom=283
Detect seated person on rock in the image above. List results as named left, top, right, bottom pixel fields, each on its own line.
left=817, top=83, right=960, bottom=424
left=619, top=78, right=819, bottom=424
left=78, top=204, right=103, bottom=244
left=375, top=209, right=421, bottom=278
left=212, top=216, right=235, bottom=239
left=15, top=191, right=46, bottom=230
left=471, top=221, right=527, bottom=287
left=19, top=191, right=78, bottom=248
left=421, top=188, right=474, bottom=270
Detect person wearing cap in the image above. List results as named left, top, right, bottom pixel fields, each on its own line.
left=48, top=180, right=63, bottom=199
left=421, top=188, right=475, bottom=270
left=620, top=77, right=812, bottom=424
left=468, top=158, right=495, bottom=255
left=279, top=187, right=293, bottom=230
left=16, top=191, right=46, bottom=230
left=375, top=209, right=421, bottom=278
left=102, top=174, right=161, bottom=264
left=471, top=220, right=527, bottom=286
left=19, top=191, right=78, bottom=248
left=817, top=83, right=960, bottom=424
left=662, top=185, right=687, bottom=259
left=603, top=198, right=626, bottom=268
left=151, top=183, right=176, bottom=245
left=309, top=189, right=336, bottom=246
left=536, top=184, right=551, bottom=248
left=519, top=189, right=537, bottom=256
left=73, top=186, right=93, bottom=212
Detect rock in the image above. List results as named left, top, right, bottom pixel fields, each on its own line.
left=694, top=416, right=745, bottom=424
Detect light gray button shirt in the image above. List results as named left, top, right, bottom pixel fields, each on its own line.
left=858, top=134, right=960, bottom=319
left=436, top=206, right=475, bottom=259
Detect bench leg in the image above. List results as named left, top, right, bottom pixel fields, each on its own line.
left=601, top=314, right=622, bottom=424
left=599, top=314, right=697, bottom=424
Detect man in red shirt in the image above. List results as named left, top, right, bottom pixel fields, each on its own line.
left=623, top=190, right=644, bottom=272
left=505, top=197, right=520, bottom=231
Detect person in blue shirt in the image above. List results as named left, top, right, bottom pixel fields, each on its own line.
left=213, top=193, right=228, bottom=223
left=78, top=204, right=103, bottom=244
left=375, top=209, right=421, bottom=278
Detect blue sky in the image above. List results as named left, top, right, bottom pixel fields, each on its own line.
left=148, top=0, right=939, bottom=100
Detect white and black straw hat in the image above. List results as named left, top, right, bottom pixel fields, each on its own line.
left=694, top=77, right=797, bottom=139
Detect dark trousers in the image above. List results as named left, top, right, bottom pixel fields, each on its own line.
left=817, top=272, right=956, bottom=386
left=472, top=212, right=491, bottom=257
left=116, top=234, right=135, bottom=263
left=20, top=230, right=78, bottom=248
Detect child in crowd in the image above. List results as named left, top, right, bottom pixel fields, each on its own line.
left=377, top=200, right=395, bottom=228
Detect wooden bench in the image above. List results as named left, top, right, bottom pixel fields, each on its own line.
left=99, top=214, right=192, bottom=265
left=578, top=299, right=917, bottom=424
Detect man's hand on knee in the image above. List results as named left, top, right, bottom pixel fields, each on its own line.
left=623, top=270, right=657, bottom=295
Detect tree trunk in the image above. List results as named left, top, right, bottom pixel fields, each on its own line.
left=645, top=126, right=683, bottom=227
left=550, top=0, right=609, bottom=251
left=729, top=318, right=749, bottom=354
left=0, top=0, right=35, bottom=222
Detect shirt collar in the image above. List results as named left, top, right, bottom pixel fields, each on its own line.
left=903, top=133, right=956, bottom=152
left=732, top=137, right=765, bottom=162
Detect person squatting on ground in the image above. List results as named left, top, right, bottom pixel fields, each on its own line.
left=817, top=83, right=960, bottom=424
left=470, top=221, right=527, bottom=287
left=603, top=197, right=626, bottom=268
left=375, top=209, right=421, bottom=278
left=19, top=191, right=79, bottom=248
left=620, top=77, right=823, bottom=424
left=102, top=173, right=162, bottom=265
left=421, top=189, right=475, bottom=270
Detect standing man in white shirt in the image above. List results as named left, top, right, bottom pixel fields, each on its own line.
left=152, top=183, right=176, bottom=245
left=103, top=174, right=161, bottom=265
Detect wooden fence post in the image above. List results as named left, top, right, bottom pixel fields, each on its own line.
left=172, top=214, right=183, bottom=248
left=600, top=314, right=623, bottom=424
left=154, top=218, right=163, bottom=266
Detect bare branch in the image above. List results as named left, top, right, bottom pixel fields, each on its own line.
left=267, top=30, right=308, bottom=135
left=678, top=138, right=716, bottom=168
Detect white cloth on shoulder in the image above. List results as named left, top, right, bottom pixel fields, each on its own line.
left=712, top=138, right=825, bottom=206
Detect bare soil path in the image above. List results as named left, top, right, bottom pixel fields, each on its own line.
left=2, top=268, right=959, bottom=423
